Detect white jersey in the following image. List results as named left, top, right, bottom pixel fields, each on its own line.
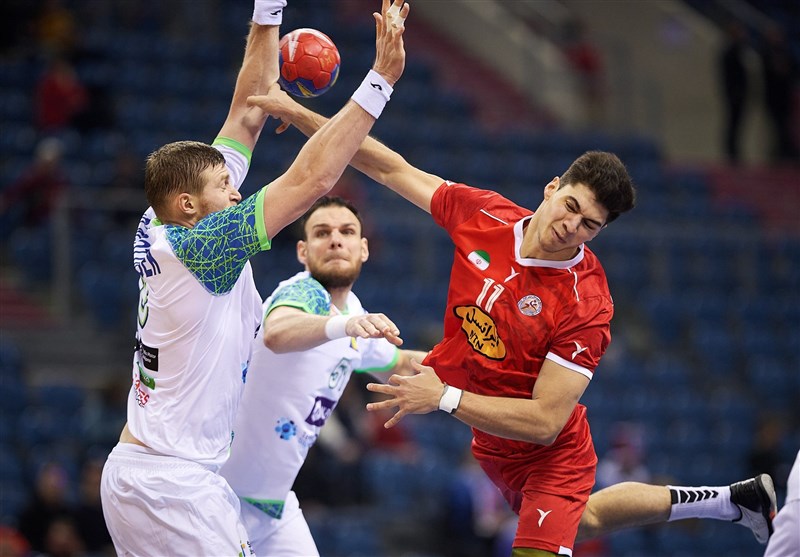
left=127, top=138, right=270, bottom=470
left=221, top=271, right=399, bottom=518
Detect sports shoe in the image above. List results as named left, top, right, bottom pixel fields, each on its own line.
left=730, top=473, right=777, bottom=544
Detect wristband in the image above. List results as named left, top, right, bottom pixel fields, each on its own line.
left=253, top=0, right=286, bottom=25
left=351, top=70, right=393, bottom=119
left=324, top=314, right=349, bottom=340
left=438, top=383, right=463, bottom=414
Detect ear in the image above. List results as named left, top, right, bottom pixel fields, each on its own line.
left=360, top=238, right=369, bottom=263
left=296, top=240, right=308, bottom=266
left=176, top=192, right=198, bottom=217
left=543, top=177, right=560, bottom=200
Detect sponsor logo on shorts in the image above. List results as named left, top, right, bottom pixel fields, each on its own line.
left=537, top=508, right=552, bottom=527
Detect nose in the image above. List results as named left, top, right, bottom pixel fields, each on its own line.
left=562, top=215, right=580, bottom=234
left=330, top=230, right=344, bottom=246
left=231, top=189, right=242, bottom=203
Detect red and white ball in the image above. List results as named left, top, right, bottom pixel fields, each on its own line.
left=278, top=28, right=341, bottom=98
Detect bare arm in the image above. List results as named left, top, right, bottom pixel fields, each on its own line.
left=392, top=350, right=431, bottom=375
left=366, top=358, right=589, bottom=445
left=218, top=22, right=281, bottom=152
left=250, top=0, right=411, bottom=239
left=263, top=305, right=404, bottom=353
left=267, top=92, right=443, bottom=213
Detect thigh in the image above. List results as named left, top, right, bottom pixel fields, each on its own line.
left=515, top=488, right=588, bottom=556
left=101, top=457, right=252, bottom=557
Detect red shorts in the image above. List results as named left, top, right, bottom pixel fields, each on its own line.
left=472, top=413, right=596, bottom=556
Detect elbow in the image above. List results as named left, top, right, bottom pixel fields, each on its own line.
left=527, top=421, right=564, bottom=446
left=262, top=330, right=289, bottom=354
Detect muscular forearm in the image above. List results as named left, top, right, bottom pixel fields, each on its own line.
left=263, top=312, right=331, bottom=353
left=452, top=392, right=565, bottom=445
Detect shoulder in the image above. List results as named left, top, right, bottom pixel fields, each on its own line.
left=267, top=274, right=331, bottom=316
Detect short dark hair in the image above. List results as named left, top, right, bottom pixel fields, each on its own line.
left=560, top=151, right=636, bottom=223
left=298, top=196, right=364, bottom=240
left=144, top=141, right=225, bottom=215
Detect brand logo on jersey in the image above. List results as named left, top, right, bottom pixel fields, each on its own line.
left=504, top=267, right=520, bottom=283
left=537, top=509, right=552, bottom=527
left=137, top=342, right=159, bottom=371
left=468, top=250, right=490, bottom=270
left=454, top=305, right=506, bottom=360
left=275, top=418, right=297, bottom=440
left=306, top=396, right=336, bottom=427
left=571, top=341, right=589, bottom=360
left=517, top=295, right=542, bottom=316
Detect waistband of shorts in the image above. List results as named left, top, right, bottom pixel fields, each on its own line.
left=107, top=442, right=218, bottom=472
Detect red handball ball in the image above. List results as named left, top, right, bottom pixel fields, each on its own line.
left=278, top=28, right=341, bottom=98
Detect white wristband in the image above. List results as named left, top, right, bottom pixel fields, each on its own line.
left=351, top=70, right=393, bottom=119
left=324, top=314, right=349, bottom=340
left=253, top=0, right=286, bottom=25
left=438, top=384, right=463, bottom=414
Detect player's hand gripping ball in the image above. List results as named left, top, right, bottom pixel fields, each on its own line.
left=278, top=28, right=341, bottom=98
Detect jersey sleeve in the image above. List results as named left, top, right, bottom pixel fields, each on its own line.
left=166, top=189, right=270, bottom=294
left=545, top=295, right=612, bottom=380
left=354, top=338, right=400, bottom=374
left=265, top=276, right=332, bottom=318
left=213, top=137, right=251, bottom=190
left=430, top=182, right=506, bottom=235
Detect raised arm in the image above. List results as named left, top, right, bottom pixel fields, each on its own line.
left=250, top=0, right=411, bottom=239
left=265, top=89, right=443, bottom=213
left=217, top=1, right=285, bottom=151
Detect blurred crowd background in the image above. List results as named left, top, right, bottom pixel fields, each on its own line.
left=0, top=0, right=798, bottom=556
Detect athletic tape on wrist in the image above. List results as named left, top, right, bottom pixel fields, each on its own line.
left=324, top=314, right=349, bottom=340
left=438, top=384, right=463, bottom=414
left=351, top=70, right=393, bottom=119
left=253, top=0, right=286, bottom=25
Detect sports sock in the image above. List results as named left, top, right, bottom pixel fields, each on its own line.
left=667, top=485, right=739, bottom=521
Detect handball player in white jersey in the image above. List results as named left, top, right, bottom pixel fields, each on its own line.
left=221, top=196, right=427, bottom=556
left=99, top=1, right=411, bottom=555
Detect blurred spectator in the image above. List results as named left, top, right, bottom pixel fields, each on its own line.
left=748, top=413, right=790, bottom=495
left=74, top=457, right=113, bottom=556
left=34, top=57, right=88, bottom=132
left=16, top=462, right=73, bottom=554
left=0, top=137, right=68, bottom=234
left=0, top=526, right=31, bottom=557
left=759, top=23, right=799, bottom=163
left=33, top=0, right=79, bottom=59
left=595, top=421, right=652, bottom=489
left=442, top=447, right=517, bottom=557
left=42, top=517, right=84, bottom=557
left=719, top=21, right=750, bottom=163
left=560, top=17, right=606, bottom=127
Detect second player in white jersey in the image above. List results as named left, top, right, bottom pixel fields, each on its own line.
left=221, top=196, right=426, bottom=556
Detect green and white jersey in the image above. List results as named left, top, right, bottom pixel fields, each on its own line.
left=128, top=138, right=270, bottom=469
left=221, top=271, right=399, bottom=519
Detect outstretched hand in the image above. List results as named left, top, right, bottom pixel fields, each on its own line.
left=346, top=312, right=403, bottom=346
left=246, top=83, right=298, bottom=133
left=371, top=0, right=410, bottom=86
left=366, top=359, right=442, bottom=428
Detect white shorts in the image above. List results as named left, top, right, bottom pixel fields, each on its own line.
left=764, top=450, right=800, bottom=557
left=239, top=491, right=318, bottom=557
left=101, top=443, right=254, bottom=557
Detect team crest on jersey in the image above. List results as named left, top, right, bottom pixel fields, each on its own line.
left=517, top=294, right=542, bottom=316
left=467, top=250, right=490, bottom=270
left=454, top=305, right=506, bottom=360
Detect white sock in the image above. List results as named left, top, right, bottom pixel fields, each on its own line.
left=667, top=485, right=739, bottom=521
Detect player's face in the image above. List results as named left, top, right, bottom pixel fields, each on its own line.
left=298, top=205, right=368, bottom=289
left=531, top=180, right=608, bottom=259
left=196, top=163, right=241, bottom=217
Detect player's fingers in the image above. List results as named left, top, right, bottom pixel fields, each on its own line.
left=384, top=331, right=403, bottom=346
left=387, top=374, right=404, bottom=386
left=246, top=95, right=267, bottom=107
left=365, top=398, right=396, bottom=412
left=384, top=410, right=406, bottom=428
left=366, top=382, right=393, bottom=394
left=275, top=122, right=290, bottom=134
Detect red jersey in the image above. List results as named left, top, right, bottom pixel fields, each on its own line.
left=428, top=182, right=613, bottom=456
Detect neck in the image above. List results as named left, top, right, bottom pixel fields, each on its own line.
left=328, top=286, right=352, bottom=311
